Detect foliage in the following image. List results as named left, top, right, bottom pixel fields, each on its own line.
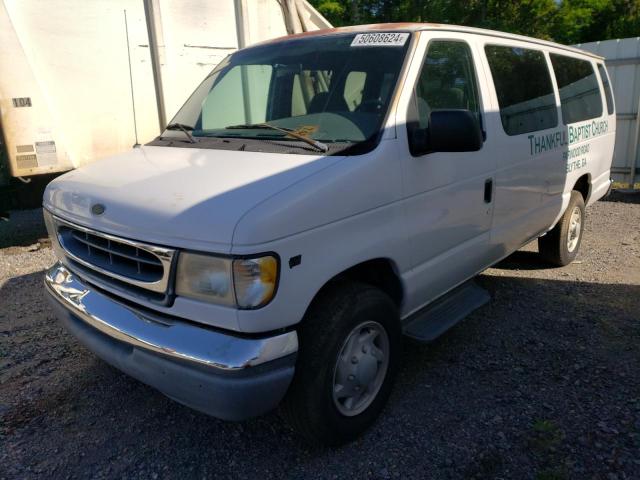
left=309, top=0, right=640, bottom=44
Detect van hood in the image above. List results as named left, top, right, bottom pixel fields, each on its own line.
left=44, top=145, right=341, bottom=250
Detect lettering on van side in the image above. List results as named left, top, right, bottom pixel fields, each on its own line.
left=527, top=119, right=609, bottom=156
left=528, top=130, right=568, bottom=156
left=568, top=119, right=608, bottom=144
left=566, top=158, right=587, bottom=173
left=562, top=143, right=590, bottom=162
left=563, top=142, right=591, bottom=173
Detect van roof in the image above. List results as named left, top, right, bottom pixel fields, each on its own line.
left=262, top=23, right=604, bottom=61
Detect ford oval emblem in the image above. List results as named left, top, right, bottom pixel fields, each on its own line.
left=91, top=203, right=106, bottom=216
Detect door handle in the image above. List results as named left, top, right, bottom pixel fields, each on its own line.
left=484, top=178, right=493, bottom=203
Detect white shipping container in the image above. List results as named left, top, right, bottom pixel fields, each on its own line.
left=0, top=0, right=331, bottom=178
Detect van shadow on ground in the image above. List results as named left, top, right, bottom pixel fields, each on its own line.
left=0, top=209, right=47, bottom=249
left=493, top=249, right=551, bottom=271
left=604, top=189, right=640, bottom=204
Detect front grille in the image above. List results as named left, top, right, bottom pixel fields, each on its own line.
left=49, top=214, right=176, bottom=297
left=59, top=226, right=163, bottom=283
left=65, top=258, right=168, bottom=303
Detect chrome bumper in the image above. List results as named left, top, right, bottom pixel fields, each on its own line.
left=45, top=262, right=297, bottom=370
left=45, top=262, right=298, bottom=419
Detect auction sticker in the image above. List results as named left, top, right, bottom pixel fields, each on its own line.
left=351, top=32, right=409, bottom=47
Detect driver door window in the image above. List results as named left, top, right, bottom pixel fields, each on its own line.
left=413, top=40, right=481, bottom=130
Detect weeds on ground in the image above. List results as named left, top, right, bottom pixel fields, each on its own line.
left=529, top=419, right=569, bottom=480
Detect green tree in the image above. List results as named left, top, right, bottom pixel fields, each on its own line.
left=554, top=0, right=640, bottom=43
left=312, top=1, right=348, bottom=25
left=309, top=0, right=640, bottom=44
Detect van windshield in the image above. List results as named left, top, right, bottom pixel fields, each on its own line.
left=162, top=32, right=412, bottom=154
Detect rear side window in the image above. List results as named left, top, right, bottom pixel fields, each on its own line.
left=550, top=54, right=603, bottom=124
left=597, top=64, right=614, bottom=115
left=485, top=45, right=557, bottom=136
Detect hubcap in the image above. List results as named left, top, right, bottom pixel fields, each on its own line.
left=567, top=206, right=582, bottom=253
left=332, top=321, right=390, bottom=416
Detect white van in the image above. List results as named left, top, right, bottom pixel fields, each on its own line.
left=43, top=23, right=615, bottom=445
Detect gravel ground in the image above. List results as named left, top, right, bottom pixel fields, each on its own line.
left=1, top=194, right=639, bottom=480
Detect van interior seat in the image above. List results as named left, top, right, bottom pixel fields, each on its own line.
left=416, top=79, right=468, bottom=127
left=308, top=91, right=349, bottom=114
left=416, top=97, right=431, bottom=128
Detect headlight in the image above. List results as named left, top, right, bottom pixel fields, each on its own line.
left=175, top=253, right=235, bottom=305
left=233, top=256, right=278, bottom=308
left=175, top=252, right=278, bottom=308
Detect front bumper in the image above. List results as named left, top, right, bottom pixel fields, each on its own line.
left=45, top=262, right=298, bottom=420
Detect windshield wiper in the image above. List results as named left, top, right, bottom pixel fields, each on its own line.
left=165, top=123, right=197, bottom=143
left=225, top=123, right=328, bottom=153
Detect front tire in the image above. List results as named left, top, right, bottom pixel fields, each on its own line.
left=538, top=190, right=585, bottom=266
left=282, top=281, right=401, bottom=446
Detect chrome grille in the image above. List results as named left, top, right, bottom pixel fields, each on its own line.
left=60, top=227, right=164, bottom=282
left=49, top=213, right=176, bottom=295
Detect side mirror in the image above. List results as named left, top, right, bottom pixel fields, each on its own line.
left=428, top=109, right=483, bottom=153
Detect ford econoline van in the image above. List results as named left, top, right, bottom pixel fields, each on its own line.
left=44, top=23, right=615, bottom=445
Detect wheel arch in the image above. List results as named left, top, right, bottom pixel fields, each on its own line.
left=573, top=173, right=591, bottom=203
left=306, top=257, right=405, bottom=315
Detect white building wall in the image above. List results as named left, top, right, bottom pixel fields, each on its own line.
left=576, top=37, right=640, bottom=187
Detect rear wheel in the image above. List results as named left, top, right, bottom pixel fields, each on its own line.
left=538, top=190, right=585, bottom=266
left=282, top=281, right=401, bottom=446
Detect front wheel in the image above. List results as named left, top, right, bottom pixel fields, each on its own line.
left=282, top=282, right=401, bottom=446
left=538, top=190, right=585, bottom=266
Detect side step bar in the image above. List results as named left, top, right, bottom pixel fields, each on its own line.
left=402, top=279, right=490, bottom=342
